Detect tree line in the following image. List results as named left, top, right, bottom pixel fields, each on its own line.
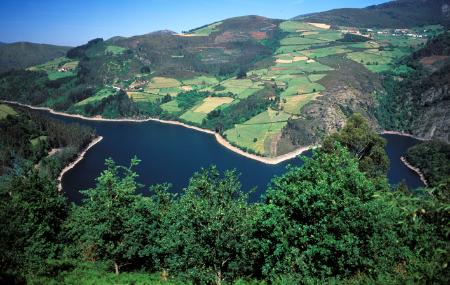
left=0, top=115, right=448, bottom=284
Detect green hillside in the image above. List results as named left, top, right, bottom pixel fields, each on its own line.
left=0, top=42, right=70, bottom=73
left=0, top=1, right=448, bottom=157
left=295, top=0, right=450, bottom=28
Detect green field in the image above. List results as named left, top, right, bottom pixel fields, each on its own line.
left=190, top=21, right=223, bottom=36
left=281, top=93, right=319, bottom=115
left=180, top=110, right=207, bottom=124
left=30, top=135, right=47, bottom=147
left=161, top=100, right=182, bottom=114
left=105, top=45, right=126, bottom=55
left=0, top=104, right=17, bottom=119
left=127, top=91, right=162, bottom=103
left=28, top=56, right=79, bottom=80
left=75, top=87, right=116, bottom=106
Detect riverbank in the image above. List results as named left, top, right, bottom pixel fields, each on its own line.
left=3, top=100, right=312, bottom=165
left=57, top=136, right=104, bottom=191
left=381, top=130, right=427, bottom=141
left=400, top=156, right=428, bottom=186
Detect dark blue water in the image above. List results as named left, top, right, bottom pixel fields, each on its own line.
left=43, top=112, right=425, bottom=203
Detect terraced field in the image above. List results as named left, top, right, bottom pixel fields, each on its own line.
left=23, top=18, right=434, bottom=158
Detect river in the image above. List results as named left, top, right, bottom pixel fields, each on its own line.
left=42, top=112, right=425, bottom=203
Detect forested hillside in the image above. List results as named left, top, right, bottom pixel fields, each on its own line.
left=376, top=31, right=450, bottom=142
left=0, top=104, right=96, bottom=178
left=295, top=0, right=450, bottom=28
left=1, top=115, right=448, bottom=284
left=0, top=42, right=70, bottom=73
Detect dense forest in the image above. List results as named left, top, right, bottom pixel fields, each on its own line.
left=0, top=104, right=96, bottom=178
left=406, top=140, right=450, bottom=187
left=1, top=115, right=448, bottom=285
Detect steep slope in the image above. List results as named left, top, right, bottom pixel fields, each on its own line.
left=68, top=16, right=282, bottom=84
left=295, top=0, right=450, bottom=28
left=376, top=31, right=450, bottom=142
left=0, top=42, right=71, bottom=73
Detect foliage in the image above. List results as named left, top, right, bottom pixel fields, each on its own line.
left=255, top=145, right=407, bottom=280
left=322, top=113, right=389, bottom=179
left=0, top=170, right=68, bottom=282
left=161, top=167, right=255, bottom=284
left=64, top=157, right=165, bottom=274
left=406, top=140, right=450, bottom=187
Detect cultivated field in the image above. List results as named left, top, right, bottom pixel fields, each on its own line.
left=0, top=104, right=17, bottom=119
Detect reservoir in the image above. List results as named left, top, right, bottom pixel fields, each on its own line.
left=42, top=112, right=425, bottom=203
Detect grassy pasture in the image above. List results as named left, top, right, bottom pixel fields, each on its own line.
left=105, top=45, right=126, bottom=55
left=194, top=97, right=233, bottom=114
left=30, top=135, right=47, bottom=147
left=280, top=77, right=325, bottom=97
left=280, top=36, right=328, bottom=46
left=191, top=21, right=223, bottom=36
left=308, top=74, right=327, bottom=82
left=161, top=100, right=182, bottom=114
left=215, top=78, right=264, bottom=99
left=127, top=91, right=162, bottom=103
left=145, top=77, right=182, bottom=96
left=75, top=87, right=116, bottom=106
left=275, top=60, right=333, bottom=73
left=225, top=120, right=287, bottom=155
left=279, top=21, right=319, bottom=33
left=244, top=109, right=291, bottom=124
left=182, top=75, right=219, bottom=86
left=276, top=45, right=317, bottom=54
left=0, top=104, right=17, bottom=119
left=281, top=93, right=319, bottom=115
left=301, top=46, right=351, bottom=58
left=28, top=56, right=79, bottom=80
left=180, top=110, right=207, bottom=124
left=47, top=71, right=76, bottom=80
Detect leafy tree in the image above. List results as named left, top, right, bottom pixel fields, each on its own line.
left=64, top=158, right=163, bottom=275
left=255, top=145, right=407, bottom=280
left=0, top=170, right=68, bottom=281
left=322, top=113, right=389, bottom=179
left=160, top=167, right=254, bottom=284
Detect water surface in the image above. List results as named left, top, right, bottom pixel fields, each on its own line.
left=42, top=112, right=425, bottom=203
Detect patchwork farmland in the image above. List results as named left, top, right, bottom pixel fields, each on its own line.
left=26, top=17, right=439, bottom=157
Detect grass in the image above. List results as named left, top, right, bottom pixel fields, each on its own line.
left=225, top=121, right=287, bottom=155
left=191, top=21, right=223, bottom=36
left=279, top=21, right=319, bottom=33
left=281, top=93, right=319, bottom=115
left=27, top=56, right=79, bottom=80
left=214, top=78, right=264, bottom=99
left=145, top=77, right=182, bottom=96
left=30, top=135, right=47, bottom=147
left=182, top=75, right=219, bottom=86
left=161, top=100, right=182, bottom=114
left=47, top=71, right=76, bottom=80
left=308, top=74, right=327, bottom=82
left=194, top=97, right=234, bottom=114
left=301, top=46, right=351, bottom=58
left=0, top=104, right=17, bottom=119
left=105, top=45, right=126, bottom=55
left=280, top=76, right=325, bottom=97
left=75, top=87, right=116, bottom=106
left=127, top=91, right=162, bottom=103
left=180, top=110, right=207, bottom=124
left=280, top=36, right=327, bottom=46
left=224, top=109, right=291, bottom=155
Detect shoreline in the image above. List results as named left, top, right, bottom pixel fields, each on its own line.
left=3, top=100, right=312, bottom=164
left=57, top=136, right=103, bottom=191
left=400, top=156, right=428, bottom=186
left=2, top=100, right=432, bottom=169
left=381, top=130, right=427, bottom=141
